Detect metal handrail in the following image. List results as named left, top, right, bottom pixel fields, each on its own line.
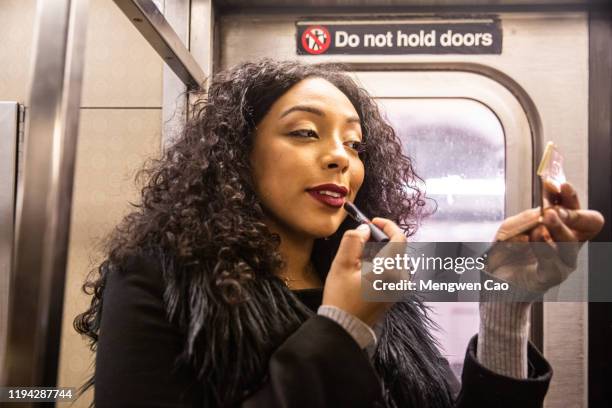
left=113, top=0, right=207, bottom=90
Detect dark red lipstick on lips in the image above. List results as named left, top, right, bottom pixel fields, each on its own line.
left=307, top=184, right=348, bottom=208
left=343, top=202, right=390, bottom=243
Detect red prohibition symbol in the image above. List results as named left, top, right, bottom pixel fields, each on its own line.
left=301, top=26, right=331, bottom=55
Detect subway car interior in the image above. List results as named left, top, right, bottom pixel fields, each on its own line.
left=1, top=0, right=611, bottom=407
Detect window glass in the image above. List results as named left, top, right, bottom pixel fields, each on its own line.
left=377, top=98, right=505, bottom=378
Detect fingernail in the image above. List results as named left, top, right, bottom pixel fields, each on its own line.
left=357, top=224, right=370, bottom=232
left=558, top=208, right=568, bottom=221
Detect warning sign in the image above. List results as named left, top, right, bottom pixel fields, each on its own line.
left=301, top=26, right=331, bottom=55
left=297, top=20, right=502, bottom=55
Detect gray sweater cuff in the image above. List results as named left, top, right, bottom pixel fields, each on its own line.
left=317, top=305, right=377, bottom=349
left=478, top=301, right=532, bottom=379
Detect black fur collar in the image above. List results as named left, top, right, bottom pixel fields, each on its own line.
left=158, top=250, right=455, bottom=407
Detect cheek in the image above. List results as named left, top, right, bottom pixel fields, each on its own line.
left=251, top=146, right=295, bottom=200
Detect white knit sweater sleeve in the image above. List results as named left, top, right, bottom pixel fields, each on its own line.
left=317, top=305, right=377, bottom=349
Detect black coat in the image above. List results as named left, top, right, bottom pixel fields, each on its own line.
left=94, top=255, right=552, bottom=407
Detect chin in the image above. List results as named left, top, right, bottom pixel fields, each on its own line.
left=307, top=223, right=341, bottom=239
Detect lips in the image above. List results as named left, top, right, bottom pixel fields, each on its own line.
left=306, top=184, right=348, bottom=208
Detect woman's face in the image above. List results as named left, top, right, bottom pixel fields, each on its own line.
left=250, top=77, right=365, bottom=239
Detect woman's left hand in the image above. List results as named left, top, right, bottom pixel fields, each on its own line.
left=486, top=182, right=604, bottom=293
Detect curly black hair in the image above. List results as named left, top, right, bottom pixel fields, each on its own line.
left=73, top=59, right=447, bottom=407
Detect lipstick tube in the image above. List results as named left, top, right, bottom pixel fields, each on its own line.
left=343, top=201, right=390, bottom=242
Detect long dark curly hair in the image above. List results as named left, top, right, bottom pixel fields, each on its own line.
left=74, top=59, right=452, bottom=408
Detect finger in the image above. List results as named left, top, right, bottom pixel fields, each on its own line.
left=530, top=222, right=577, bottom=287
left=557, top=208, right=605, bottom=239
left=542, top=209, right=582, bottom=266
left=332, top=224, right=371, bottom=272
left=368, top=218, right=410, bottom=284
left=530, top=224, right=559, bottom=261
left=371, top=217, right=407, bottom=242
left=530, top=224, right=557, bottom=249
left=495, top=208, right=541, bottom=241
left=543, top=208, right=576, bottom=243
left=559, top=182, right=580, bottom=210
left=530, top=222, right=580, bottom=271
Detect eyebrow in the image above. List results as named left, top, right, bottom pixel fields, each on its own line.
left=280, top=104, right=361, bottom=124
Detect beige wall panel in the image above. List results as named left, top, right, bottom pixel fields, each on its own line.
left=0, top=0, right=36, bottom=102
left=81, top=0, right=163, bottom=107
left=56, top=108, right=161, bottom=407
left=0, top=0, right=162, bottom=107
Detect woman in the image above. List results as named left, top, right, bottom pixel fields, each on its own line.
left=74, top=59, right=603, bottom=408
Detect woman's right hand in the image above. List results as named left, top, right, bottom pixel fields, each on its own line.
left=322, top=217, right=407, bottom=327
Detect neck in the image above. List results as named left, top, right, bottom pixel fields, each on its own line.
left=265, top=218, right=322, bottom=289
left=280, top=232, right=315, bottom=283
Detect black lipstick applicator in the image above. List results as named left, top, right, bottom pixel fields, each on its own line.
left=343, top=201, right=390, bottom=242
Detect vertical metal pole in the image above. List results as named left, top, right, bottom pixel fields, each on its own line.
left=162, top=0, right=190, bottom=152
left=188, top=0, right=215, bottom=111
left=0, top=102, right=20, bottom=384
left=162, top=0, right=215, bottom=150
left=190, top=0, right=214, bottom=81
left=2, top=0, right=89, bottom=394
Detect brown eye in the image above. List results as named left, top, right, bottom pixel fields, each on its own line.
left=345, top=140, right=367, bottom=154
left=289, top=129, right=318, bottom=138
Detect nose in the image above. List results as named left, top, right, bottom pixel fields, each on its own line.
left=321, top=136, right=350, bottom=172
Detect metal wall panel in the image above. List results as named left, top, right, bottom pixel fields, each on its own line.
left=81, top=0, right=163, bottom=107
left=0, top=1, right=37, bottom=103
left=56, top=109, right=161, bottom=407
